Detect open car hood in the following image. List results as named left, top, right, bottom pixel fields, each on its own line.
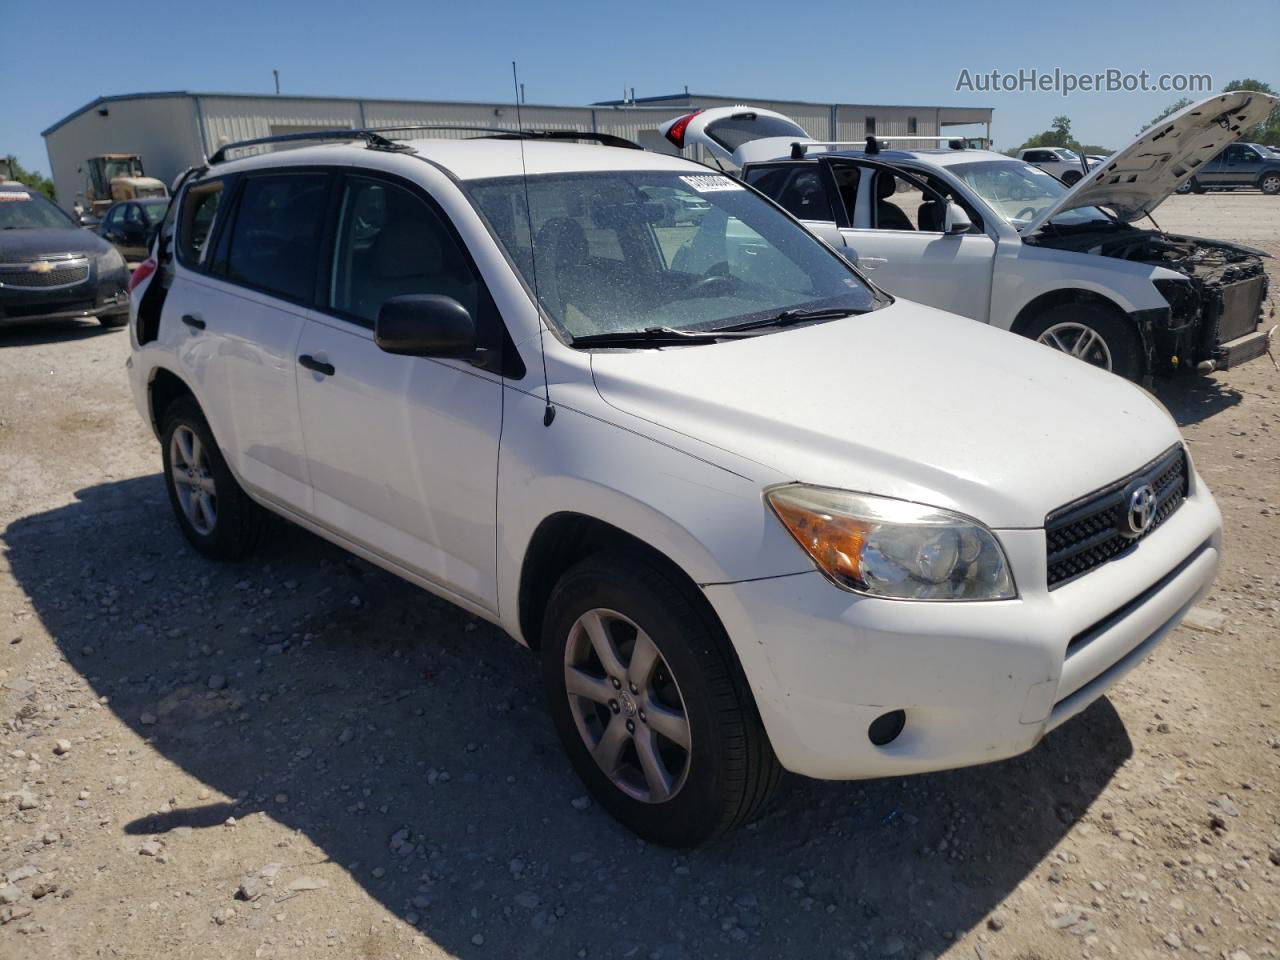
left=1021, top=91, right=1278, bottom=235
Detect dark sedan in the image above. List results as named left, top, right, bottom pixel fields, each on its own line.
left=97, top=197, right=169, bottom=261
left=1, top=184, right=130, bottom=328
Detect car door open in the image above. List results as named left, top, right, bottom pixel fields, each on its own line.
left=821, top=158, right=995, bottom=321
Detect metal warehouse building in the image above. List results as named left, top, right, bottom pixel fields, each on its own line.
left=42, top=90, right=992, bottom=211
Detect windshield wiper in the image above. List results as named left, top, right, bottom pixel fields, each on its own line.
left=715, top=306, right=862, bottom=333
left=571, top=326, right=756, bottom=348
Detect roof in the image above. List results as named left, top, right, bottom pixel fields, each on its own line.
left=208, top=137, right=704, bottom=181
left=40, top=89, right=686, bottom=138
left=804, top=147, right=1011, bottom=168
left=592, top=91, right=994, bottom=112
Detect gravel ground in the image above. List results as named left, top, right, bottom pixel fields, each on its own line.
left=1, top=192, right=1278, bottom=960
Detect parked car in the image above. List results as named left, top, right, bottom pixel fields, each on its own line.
left=128, top=129, right=1222, bottom=846
left=1175, top=142, right=1280, bottom=195
left=664, top=94, right=1276, bottom=381
left=1015, top=147, right=1100, bottom=185
left=97, top=197, right=169, bottom=260
left=0, top=183, right=129, bottom=328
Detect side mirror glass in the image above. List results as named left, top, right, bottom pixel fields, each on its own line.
left=375, top=295, right=477, bottom=358
left=944, top=202, right=972, bottom=235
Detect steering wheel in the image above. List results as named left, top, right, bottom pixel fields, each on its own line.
left=1014, top=206, right=1038, bottom=221
left=686, top=274, right=740, bottom=298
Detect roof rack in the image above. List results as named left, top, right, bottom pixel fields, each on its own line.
left=789, top=134, right=980, bottom=159
left=207, top=125, right=643, bottom=165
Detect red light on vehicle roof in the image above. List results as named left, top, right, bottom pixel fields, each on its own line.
left=128, top=257, right=157, bottom=294
left=664, top=111, right=702, bottom=149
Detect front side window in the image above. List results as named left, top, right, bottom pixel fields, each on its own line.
left=225, top=173, right=328, bottom=302
left=948, top=160, right=1110, bottom=228
left=328, top=176, right=479, bottom=325
left=467, top=170, right=878, bottom=340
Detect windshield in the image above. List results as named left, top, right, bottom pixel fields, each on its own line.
left=0, top=191, right=76, bottom=230
left=1056, top=149, right=1081, bottom=161
left=705, top=113, right=810, bottom=152
left=139, top=200, right=170, bottom=225
left=466, top=170, right=878, bottom=340
left=947, top=160, right=1111, bottom=229
left=102, top=159, right=143, bottom=180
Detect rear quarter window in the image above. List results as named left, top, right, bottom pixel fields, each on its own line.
left=177, top=180, right=224, bottom=268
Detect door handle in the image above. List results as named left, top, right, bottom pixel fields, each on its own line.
left=181, top=314, right=205, bottom=330
left=298, top=354, right=335, bottom=377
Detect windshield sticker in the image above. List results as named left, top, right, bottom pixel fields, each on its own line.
left=0, top=192, right=32, bottom=202
left=679, top=175, right=743, bottom=193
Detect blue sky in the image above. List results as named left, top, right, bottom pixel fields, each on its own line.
left=3, top=0, right=1276, bottom=177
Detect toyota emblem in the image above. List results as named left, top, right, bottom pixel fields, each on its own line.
left=1120, top=483, right=1157, bottom=538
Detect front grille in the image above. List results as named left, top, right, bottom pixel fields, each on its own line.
left=0, top=261, right=90, bottom=289
left=1045, top=445, right=1188, bottom=589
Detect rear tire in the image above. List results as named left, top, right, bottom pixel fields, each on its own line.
left=1021, top=302, right=1145, bottom=382
left=1260, top=173, right=1280, bottom=196
left=541, top=552, right=781, bottom=847
left=160, top=397, right=265, bottom=560
left=98, top=313, right=129, bottom=328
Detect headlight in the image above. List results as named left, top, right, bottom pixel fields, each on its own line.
left=766, top=485, right=1016, bottom=601
left=96, top=247, right=126, bottom=273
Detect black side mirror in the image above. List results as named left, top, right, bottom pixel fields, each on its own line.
left=375, top=295, right=478, bottom=359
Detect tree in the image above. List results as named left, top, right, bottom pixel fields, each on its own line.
left=1147, top=97, right=1192, bottom=129
left=1222, top=79, right=1280, bottom=144
left=2, top=155, right=55, bottom=200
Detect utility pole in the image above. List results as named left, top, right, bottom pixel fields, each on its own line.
left=273, top=70, right=280, bottom=95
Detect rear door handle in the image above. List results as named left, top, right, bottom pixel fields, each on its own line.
left=181, top=314, right=205, bottom=330
left=298, top=354, right=335, bottom=377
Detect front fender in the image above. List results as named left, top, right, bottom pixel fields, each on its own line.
left=495, top=385, right=808, bottom=643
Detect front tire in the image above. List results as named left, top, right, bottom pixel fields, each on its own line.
left=1021, top=302, right=1144, bottom=381
left=1260, top=172, right=1280, bottom=196
left=160, top=397, right=265, bottom=560
left=541, top=552, right=780, bottom=847
left=1061, top=170, right=1082, bottom=186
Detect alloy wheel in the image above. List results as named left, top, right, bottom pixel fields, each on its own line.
left=1262, top=174, right=1280, bottom=195
left=1036, top=322, right=1114, bottom=371
left=563, top=608, right=692, bottom=803
left=170, top=425, right=218, bottom=535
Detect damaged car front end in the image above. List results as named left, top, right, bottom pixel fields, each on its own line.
left=1027, top=226, right=1271, bottom=374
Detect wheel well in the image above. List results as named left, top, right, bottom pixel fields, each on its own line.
left=1011, top=289, right=1130, bottom=338
left=517, top=513, right=711, bottom=650
left=148, top=369, right=194, bottom=435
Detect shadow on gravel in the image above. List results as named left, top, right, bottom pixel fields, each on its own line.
left=1153, top=375, right=1243, bottom=427
left=0, top=319, right=122, bottom=348
left=5, top=476, right=1134, bottom=960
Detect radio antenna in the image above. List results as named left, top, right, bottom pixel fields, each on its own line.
left=513, top=60, right=555, bottom=427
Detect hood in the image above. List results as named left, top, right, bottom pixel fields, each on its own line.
left=590, top=303, right=1181, bottom=529
left=1022, top=91, right=1278, bottom=235
left=0, top=227, right=111, bottom=261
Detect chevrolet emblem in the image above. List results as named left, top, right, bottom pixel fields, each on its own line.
left=29, top=261, right=54, bottom=273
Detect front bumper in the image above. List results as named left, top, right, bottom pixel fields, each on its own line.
left=0, top=265, right=129, bottom=326
left=705, top=475, right=1221, bottom=780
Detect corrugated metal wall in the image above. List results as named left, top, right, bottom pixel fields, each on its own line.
left=44, top=93, right=992, bottom=209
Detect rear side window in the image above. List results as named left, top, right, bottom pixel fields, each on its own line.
left=177, top=181, right=223, bottom=266
left=225, top=173, right=329, bottom=303
left=743, top=165, right=834, bottom=222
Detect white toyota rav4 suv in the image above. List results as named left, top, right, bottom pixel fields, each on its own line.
left=664, top=93, right=1276, bottom=383
left=127, top=128, right=1222, bottom=846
